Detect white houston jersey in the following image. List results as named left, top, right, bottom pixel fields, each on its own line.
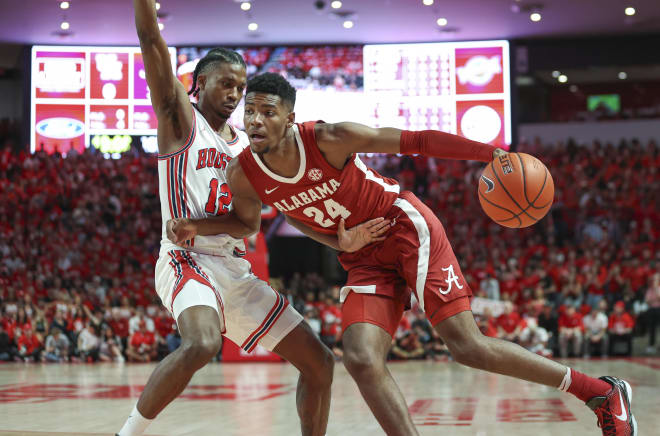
left=158, top=104, right=248, bottom=257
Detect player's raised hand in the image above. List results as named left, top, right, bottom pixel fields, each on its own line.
left=166, top=218, right=197, bottom=246
left=337, top=217, right=390, bottom=253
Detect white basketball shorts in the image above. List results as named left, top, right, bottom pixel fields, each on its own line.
left=155, top=247, right=302, bottom=352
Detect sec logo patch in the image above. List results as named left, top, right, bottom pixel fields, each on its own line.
left=308, top=168, right=323, bottom=181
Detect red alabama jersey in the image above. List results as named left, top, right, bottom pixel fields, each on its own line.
left=238, top=121, right=400, bottom=234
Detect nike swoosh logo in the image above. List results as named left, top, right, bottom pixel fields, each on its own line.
left=614, top=390, right=628, bottom=421
left=265, top=187, right=279, bottom=194
left=481, top=175, right=495, bottom=193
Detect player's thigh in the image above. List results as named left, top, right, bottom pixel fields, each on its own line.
left=155, top=252, right=225, bottom=338
left=219, top=271, right=303, bottom=353
left=342, top=292, right=405, bottom=341
left=392, top=194, right=472, bottom=326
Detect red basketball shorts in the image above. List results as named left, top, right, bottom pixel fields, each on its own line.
left=339, top=191, right=472, bottom=337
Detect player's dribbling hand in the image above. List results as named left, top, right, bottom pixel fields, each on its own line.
left=337, top=217, right=390, bottom=253
left=166, top=218, right=197, bottom=246
left=492, top=148, right=507, bottom=159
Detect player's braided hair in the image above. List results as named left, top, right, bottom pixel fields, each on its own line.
left=188, top=48, right=246, bottom=96
left=246, top=72, right=297, bottom=109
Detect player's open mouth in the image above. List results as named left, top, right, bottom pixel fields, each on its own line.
left=250, top=133, right=266, bottom=143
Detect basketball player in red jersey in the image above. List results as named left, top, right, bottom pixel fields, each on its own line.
left=117, top=3, right=393, bottom=435
left=170, top=73, right=636, bottom=436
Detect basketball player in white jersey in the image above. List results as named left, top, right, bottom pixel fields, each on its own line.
left=118, top=2, right=356, bottom=434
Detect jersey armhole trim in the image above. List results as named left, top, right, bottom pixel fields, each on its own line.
left=158, top=106, right=197, bottom=160
left=227, top=124, right=239, bottom=145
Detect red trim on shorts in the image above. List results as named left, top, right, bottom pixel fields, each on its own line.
left=427, top=296, right=471, bottom=327
left=240, top=289, right=288, bottom=352
left=246, top=297, right=289, bottom=353
left=168, top=250, right=226, bottom=333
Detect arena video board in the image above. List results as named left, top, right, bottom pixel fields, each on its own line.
left=30, top=45, right=176, bottom=155
left=176, top=45, right=369, bottom=132
left=363, top=40, right=511, bottom=147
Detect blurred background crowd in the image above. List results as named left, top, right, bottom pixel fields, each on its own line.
left=1, top=118, right=658, bottom=364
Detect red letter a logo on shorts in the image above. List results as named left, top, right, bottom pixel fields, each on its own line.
left=439, top=265, right=464, bottom=295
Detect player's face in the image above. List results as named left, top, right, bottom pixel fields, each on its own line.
left=244, top=92, right=294, bottom=154
left=198, top=63, right=247, bottom=120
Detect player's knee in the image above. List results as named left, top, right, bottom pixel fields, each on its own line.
left=304, top=346, right=335, bottom=388
left=343, top=346, right=385, bottom=379
left=180, top=335, right=222, bottom=368
left=445, top=329, right=488, bottom=369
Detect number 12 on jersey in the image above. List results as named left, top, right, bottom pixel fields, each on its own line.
left=303, top=199, right=351, bottom=228
left=205, top=178, right=232, bottom=215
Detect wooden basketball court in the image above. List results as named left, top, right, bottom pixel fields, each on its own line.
left=1, top=358, right=657, bottom=435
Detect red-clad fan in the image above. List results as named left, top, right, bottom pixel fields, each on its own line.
left=17, top=328, right=42, bottom=362
left=497, top=302, right=524, bottom=341
left=609, top=302, right=635, bottom=333
left=126, top=321, right=157, bottom=363
left=558, top=305, right=584, bottom=358
left=608, top=302, right=635, bottom=357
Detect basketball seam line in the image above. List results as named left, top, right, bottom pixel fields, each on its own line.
left=478, top=189, right=522, bottom=227
left=490, top=159, right=540, bottom=221
left=494, top=192, right=552, bottom=223
left=496, top=175, right=553, bottom=222
left=517, top=153, right=550, bottom=210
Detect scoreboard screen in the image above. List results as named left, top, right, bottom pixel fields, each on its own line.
left=364, top=40, right=511, bottom=147
left=30, top=45, right=176, bottom=155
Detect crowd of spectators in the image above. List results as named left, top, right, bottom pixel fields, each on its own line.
left=0, top=116, right=658, bottom=363
left=266, top=46, right=363, bottom=90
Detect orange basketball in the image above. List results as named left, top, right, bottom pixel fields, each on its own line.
left=478, top=152, right=554, bottom=228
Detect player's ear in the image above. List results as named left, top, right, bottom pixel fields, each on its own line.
left=286, top=111, right=295, bottom=128
left=197, top=74, right=207, bottom=91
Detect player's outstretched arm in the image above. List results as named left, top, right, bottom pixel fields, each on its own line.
left=284, top=216, right=391, bottom=253
left=167, top=159, right=261, bottom=243
left=315, top=122, right=504, bottom=164
left=133, top=0, right=192, bottom=155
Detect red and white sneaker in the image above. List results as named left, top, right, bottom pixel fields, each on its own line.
left=586, top=376, right=637, bottom=436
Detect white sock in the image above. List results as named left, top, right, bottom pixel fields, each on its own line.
left=558, top=367, right=572, bottom=392
left=118, top=404, right=153, bottom=436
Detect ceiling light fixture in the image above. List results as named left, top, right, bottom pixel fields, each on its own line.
left=248, top=22, right=258, bottom=31
left=551, top=70, right=560, bottom=78
left=436, top=17, right=448, bottom=26
left=155, top=2, right=161, bottom=10
left=618, top=71, right=628, bottom=80
left=423, top=0, right=434, bottom=5
left=60, top=21, right=70, bottom=30
left=343, top=20, right=354, bottom=29
left=331, top=1, right=342, bottom=8
left=558, top=74, right=567, bottom=83
left=530, top=12, right=541, bottom=22
left=241, top=2, right=251, bottom=11
left=625, top=7, right=636, bottom=16
left=60, top=1, right=70, bottom=9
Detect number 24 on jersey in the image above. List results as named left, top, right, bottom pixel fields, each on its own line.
left=303, top=199, right=351, bottom=228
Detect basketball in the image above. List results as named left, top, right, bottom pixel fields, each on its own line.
left=478, top=152, right=554, bottom=228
